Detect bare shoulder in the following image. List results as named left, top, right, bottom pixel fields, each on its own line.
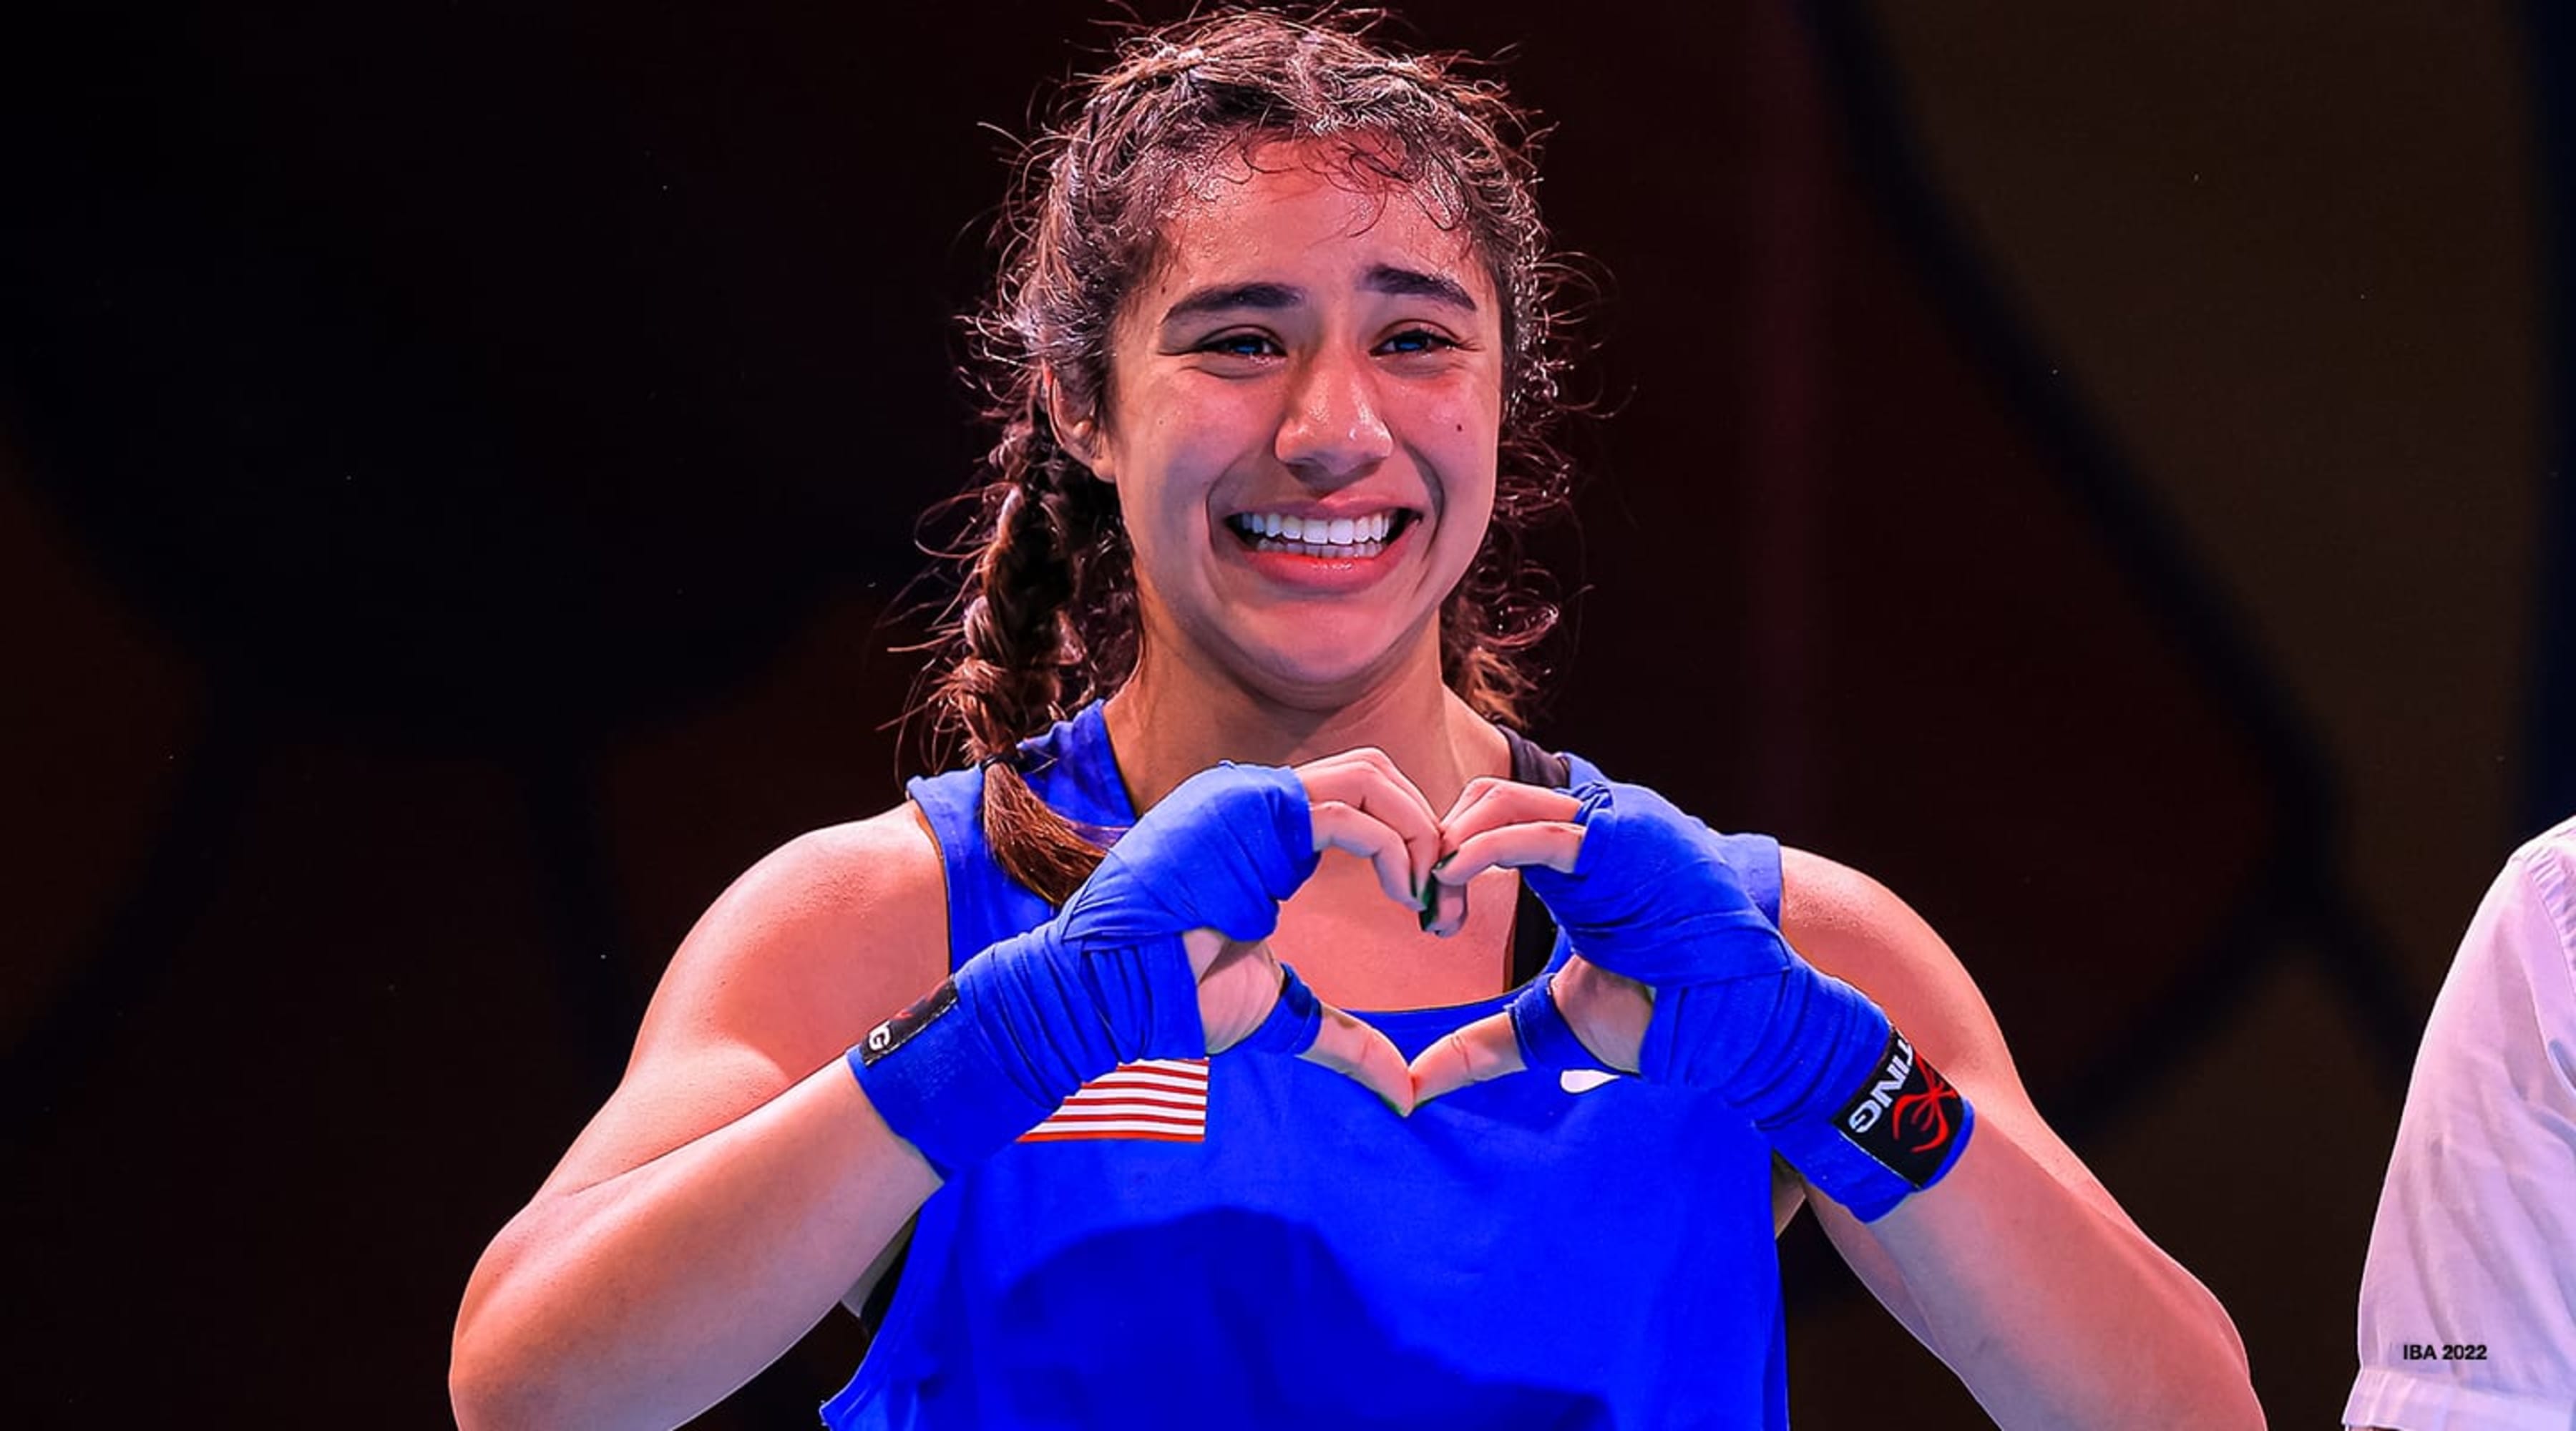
left=628, top=804, right=954, bottom=1072
left=1772, top=848, right=2011, bottom=1082
left=536, top=802, right=953, bottom=1196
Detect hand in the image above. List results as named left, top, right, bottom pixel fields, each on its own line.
left=1403, top=776, right=1651, bottom=1101
left=1182, top=746, right=1447, bottom=1111
left=1407, top=776, right=1814, bottom=1106
left=1053, top=747, right=1438, bottom=1109
left=1404, top=776, right=1970, bottom=1222
left=853, top=755, right=1425, bottom=1175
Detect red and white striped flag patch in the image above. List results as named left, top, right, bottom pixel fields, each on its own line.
left=1018, top=1058, right=1209, bottom=1143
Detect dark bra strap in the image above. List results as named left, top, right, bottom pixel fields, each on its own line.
left=1497, top=725, right=1569, bottom=987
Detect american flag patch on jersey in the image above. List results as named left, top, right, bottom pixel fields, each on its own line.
left=1017, top=1058, right=1209, bottom=1143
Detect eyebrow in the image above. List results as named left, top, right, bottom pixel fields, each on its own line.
left=1158, top=264, right=1480, bottom=326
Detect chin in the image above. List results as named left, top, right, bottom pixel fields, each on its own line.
left=1226, top=611, right=1436, bottom=705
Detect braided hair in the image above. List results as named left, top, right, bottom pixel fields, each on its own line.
left=914, top=7, right=1579, bottom=904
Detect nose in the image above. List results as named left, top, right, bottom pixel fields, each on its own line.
left=1274, top=344, right=1394, bottom=482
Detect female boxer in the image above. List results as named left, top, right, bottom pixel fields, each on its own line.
left=451, top=11, right=2263, bottom=1427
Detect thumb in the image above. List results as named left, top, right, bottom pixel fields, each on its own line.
left=1406, top=1009, right=1526, bottom=1107
left=1410, top=970, right=1622, bottom=1106
left=1300, top=1005, right=1418, bottom=1117
left=1221, top=959, right=1416, bottom=1116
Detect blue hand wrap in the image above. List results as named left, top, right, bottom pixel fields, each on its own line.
left=849, top=762, right=1319, bottom=1178
left=1521, top=781, right=1974, bottom=1221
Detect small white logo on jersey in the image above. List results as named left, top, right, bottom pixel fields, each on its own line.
left=1560, top=1068, right=1619, bottom=1094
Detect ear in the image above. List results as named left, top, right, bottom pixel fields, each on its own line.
left=1042, top=368, right=1113, bottom=484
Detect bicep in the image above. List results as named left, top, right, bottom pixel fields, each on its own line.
left=534, top=808, right=952, bottom=1202
left=1775, top=850, right=2147, bottom=1324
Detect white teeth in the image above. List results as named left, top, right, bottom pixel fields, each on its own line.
left=1231, top=510, right=1403, bottom=546
left=1250, top=537, right=1387, bottom=558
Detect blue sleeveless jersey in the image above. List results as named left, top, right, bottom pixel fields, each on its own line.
left=824, top=704, right=1790, bottom=1429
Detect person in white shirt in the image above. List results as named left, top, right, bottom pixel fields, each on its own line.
left=2348, top=815, right=2576, bottom=1431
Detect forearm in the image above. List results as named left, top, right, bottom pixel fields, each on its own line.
left=1854, top=1120, right=2260, bottom=1429
left=451, top=1062, right=939, bottom=1431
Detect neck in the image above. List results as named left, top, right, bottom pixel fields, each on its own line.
left=1101, top=633, right=1512, bottom=815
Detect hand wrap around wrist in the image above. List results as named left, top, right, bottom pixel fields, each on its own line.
left=1520, top=781, right=1974, bottom=1221
left=847, top=762, right=1318, bottom=1178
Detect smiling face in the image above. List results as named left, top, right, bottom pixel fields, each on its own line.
left=1064, top=140, right=1508, bottom=711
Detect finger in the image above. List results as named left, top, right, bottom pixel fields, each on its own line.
left=1310, top=800, right=1427, bottom=908
left=1435, top=773, right=1576, bottom=832
left=1426, top=869, right=1468, bottom=938
left=1436, top=778, right=1583, bottom=854
left=1405, top=1009, right=1527, bottom=1106
left=1216, top=955, right=1415, bottom=1115
left=1427, top=783, right=1582, bottom=937
left=1551, top=957, right=1651, bottom=1073
left=1307, top=746, right=1440, bottom=817
left=1299, top=1004, right=1418, bottom=1115
left=1434, top=821, right=1588, bottom=887
left=1299, top=750, right=1443, bottom=902
left=1435, top=773, right=1516, bottom=829
left=1423, top=822, right=1584, bottom=937
left=1179, top=926, right=1227, bottom=980
left=1505, top=970, right=1621, bottom=1074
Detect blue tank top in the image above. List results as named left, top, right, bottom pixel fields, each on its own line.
left=823, top=704, right=1790, bottom=1429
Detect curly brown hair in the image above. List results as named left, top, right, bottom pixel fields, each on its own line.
left=912, top=7, right=1581, bottom=903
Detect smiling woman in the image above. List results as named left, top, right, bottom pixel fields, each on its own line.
left=927, top=18, right=1578, bottom=909
left=447, top=10, right=2265, bottom=1430
left=1061, top=147, right=1506, bottom=717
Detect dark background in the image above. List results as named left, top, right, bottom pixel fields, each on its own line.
left=5, top=1, right=2567, bottom=1425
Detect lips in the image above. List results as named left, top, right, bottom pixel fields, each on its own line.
left=1216, top=505, right=1420, bottom=592
left=1223, top=509, right=1418, bottom=554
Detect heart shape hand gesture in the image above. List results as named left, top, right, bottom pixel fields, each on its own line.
left=861, top=746, right=1966, bottom=1218
left=1225, top=758, right=1790, bottom=1113
left=1248, top=760, right=1970, bottom=1221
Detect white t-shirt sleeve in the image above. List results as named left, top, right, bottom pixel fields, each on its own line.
left=2346, top=818, right=2576, bottom=1431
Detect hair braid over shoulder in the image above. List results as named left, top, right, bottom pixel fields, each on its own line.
left=930, top=413, right=1121, bottom=906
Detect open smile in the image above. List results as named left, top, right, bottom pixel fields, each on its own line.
left=1223, top=509, right=1419, bottom=558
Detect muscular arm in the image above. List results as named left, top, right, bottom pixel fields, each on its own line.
left=449, top=809, right=952, bottom=1431
left=1780, top=849, right=2263, bottom=1428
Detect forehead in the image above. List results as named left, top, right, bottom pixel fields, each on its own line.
left=1133, top=138, right=1498, bottom=314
